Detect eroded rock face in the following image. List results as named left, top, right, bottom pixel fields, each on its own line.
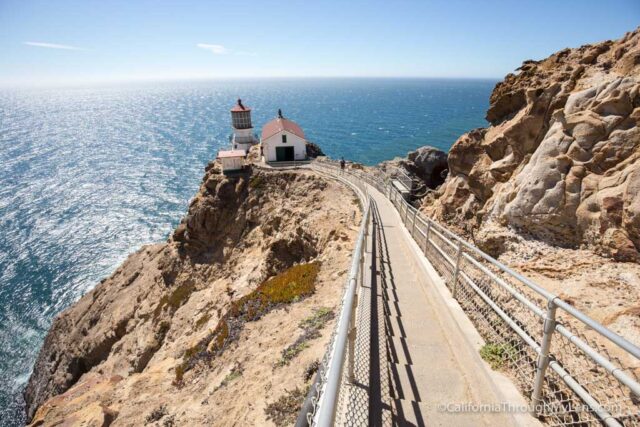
left=379, top=146, right=448, bottom=189
left=423, top=28, right=640, bottom=261
left=24, top=165, right=360, bottom=425
left=306, top=141, right=325, bottom=158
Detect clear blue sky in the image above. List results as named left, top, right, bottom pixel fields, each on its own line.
left=0, top=0, right=638, bottom=87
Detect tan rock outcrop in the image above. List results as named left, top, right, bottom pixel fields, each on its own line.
left=423, top=28, right=640, bottom=261
left=25, top=165, right=361, bottom=426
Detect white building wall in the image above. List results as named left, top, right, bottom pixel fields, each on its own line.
left=221, top=157, right=244, bottom=172
left=232, top=128, right=256, bottom=151
left=261, top=130, right=306, bottom=162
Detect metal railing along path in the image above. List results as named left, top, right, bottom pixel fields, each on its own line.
left=306, top=159, right=640, bottom=427
left=295, top=164, right=373, bottom=426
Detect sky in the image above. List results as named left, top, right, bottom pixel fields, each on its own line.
left=0, top=0, right=638, bottom=87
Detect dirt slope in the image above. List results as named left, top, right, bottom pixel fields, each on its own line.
left=25, top=164, right=361, bottom=426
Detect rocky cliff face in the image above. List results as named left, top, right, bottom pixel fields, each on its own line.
left=25, top=164, right=360, bottom=426
left=423, top=28, right=640, bottom=262
left=379, top=146, right=448, bottom=189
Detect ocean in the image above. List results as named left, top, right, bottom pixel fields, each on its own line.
left=0, top=78, right=494, bottom=425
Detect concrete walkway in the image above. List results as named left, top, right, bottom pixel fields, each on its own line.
left=360, top=183, right=537, bottom=426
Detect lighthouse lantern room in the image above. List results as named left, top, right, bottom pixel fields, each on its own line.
left=230, top=99, right=257, bottom=151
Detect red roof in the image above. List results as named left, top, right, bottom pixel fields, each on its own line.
left=217, top=149, right=246, bottom=159
left=261, top=118, right=305, bottom=140
left=231, top=104, right=251, bottom=112
left=230, top=99, right=251, bottom=112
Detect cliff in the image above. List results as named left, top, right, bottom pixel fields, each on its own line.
left=414, top=28, right=640, bottom=349
left=25, top=164, right=361, bottom=426
left=422, top=27, right=640, bottom=262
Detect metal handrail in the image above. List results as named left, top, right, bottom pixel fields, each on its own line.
left=295, top=163, right=372, bottom=426
left=314, top=199, right=370, bottom=426
left=313, top=159, right=640, bottom=426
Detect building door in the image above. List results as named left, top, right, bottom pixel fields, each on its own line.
left=276, top=146, right=294, bottom=161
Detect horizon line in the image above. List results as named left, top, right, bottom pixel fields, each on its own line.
left=0, top=75, right=503, bottom=90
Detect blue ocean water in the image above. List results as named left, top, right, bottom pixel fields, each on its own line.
left=0, top=78, right=494, bottom=425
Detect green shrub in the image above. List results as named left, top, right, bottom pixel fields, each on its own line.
left=277, top=342, right=309, bottom=367
left=231, top=262, right=320, bottom=320
left=145, top=405, right=168, bottom=424
left=217, top=365, right=243, bottom=390
left=480, top=343, right=516, bottom=370
left=154, top=283, right=194, bottom=319
left=265, top=387, right=308, bottom=427
left=276, top=306, right=334, bottom=367
left=249, top=175, right=265, bottom=189
left=299, top=307, right=334, bottom=331
left=195, top=313, right=211, bottom=329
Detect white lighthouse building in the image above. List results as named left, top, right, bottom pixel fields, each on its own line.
left=230, top=99, right=258, bottom=151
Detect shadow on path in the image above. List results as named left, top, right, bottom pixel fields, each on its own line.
left=372, top=202, right=425, bottom=427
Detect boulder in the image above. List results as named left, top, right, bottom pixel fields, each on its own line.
left=306, top=141, right=325, bottom=158
left=406, top=146, right=449, bottom=187
left=379, top=146, right=448, bottom=189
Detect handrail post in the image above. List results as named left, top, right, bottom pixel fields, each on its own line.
left=452, top=240, right=463, bottom=298
left=531, top=299, right=557, bottom=416
left=348, top=299, right=357, bottom=383
left=424, top=221, right=431, bottom=254
left=411, top=208, right=418, bottom=236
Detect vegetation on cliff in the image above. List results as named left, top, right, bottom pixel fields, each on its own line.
left=24, top=165, right=360, bottom=426
left=175, top=262, right=320, bottom=384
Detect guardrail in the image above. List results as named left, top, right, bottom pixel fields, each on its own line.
left=310, top=159, right=640, bottom=427
left=386, top=165, right=413, bottom=191
left=295, top=164, right=372, bottom=426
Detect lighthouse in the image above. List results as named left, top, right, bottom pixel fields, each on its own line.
left=230, top=99, right=258, bottom=151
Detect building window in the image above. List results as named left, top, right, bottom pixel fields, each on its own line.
left=282, top=134, right=287, bottom=143
left=232, top=111, right=252, bottom=129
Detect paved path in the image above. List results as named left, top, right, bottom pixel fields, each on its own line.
left=358, top=182, right=533, bottom=426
